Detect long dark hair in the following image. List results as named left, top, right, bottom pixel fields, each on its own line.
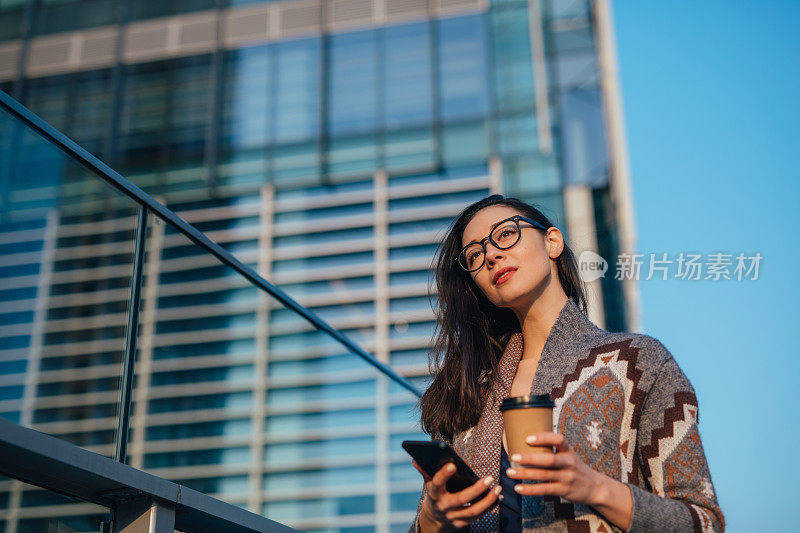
left=420, top=195, right=588, bottom=440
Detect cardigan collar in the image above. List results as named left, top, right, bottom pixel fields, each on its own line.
left=497, top=297, right=605, bottom=396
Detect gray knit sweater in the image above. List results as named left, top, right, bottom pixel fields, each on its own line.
left=410, top=298, right=724, bottom=532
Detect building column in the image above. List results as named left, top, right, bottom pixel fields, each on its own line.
left=7, top=208, right=58, bottom=533
left=373, top=169, right=390, bottom=533
left=563, top=185, right=606, bottom=329
left=592, top=0, right=641, bottom=332
left=248, top=183, right=274, bottom=513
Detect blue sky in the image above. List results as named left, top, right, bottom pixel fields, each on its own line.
left=611, top=1, right=800, bottom=530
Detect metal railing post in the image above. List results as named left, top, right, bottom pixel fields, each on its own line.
left=114, top=205, right=148, bottom=464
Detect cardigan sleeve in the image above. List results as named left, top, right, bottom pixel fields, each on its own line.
left=626, top=354, right=725, bottom=532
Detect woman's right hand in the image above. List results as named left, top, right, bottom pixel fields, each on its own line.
left=412, top=460, right=502, bottom=531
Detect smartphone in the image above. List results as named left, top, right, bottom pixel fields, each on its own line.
left=402, top=440, right=481, bottom=493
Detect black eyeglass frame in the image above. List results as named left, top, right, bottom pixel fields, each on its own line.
left=455, top=215, right=550, bottom=272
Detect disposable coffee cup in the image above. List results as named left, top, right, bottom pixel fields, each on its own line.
left=500, top=394, right=555, bottom=459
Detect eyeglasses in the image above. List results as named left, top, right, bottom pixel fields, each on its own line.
left=455, top=215, right=548, bottom=272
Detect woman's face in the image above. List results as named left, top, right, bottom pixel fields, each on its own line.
left=461, top=205, right=564, bottom=312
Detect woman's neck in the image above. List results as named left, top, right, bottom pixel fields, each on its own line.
left=516, top=292, right=569, bottom=362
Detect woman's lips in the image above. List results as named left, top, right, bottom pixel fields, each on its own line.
left=494, top=268, right=517, bottom=285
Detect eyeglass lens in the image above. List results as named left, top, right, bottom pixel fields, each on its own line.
left=459, top=218, right=521, bottom=271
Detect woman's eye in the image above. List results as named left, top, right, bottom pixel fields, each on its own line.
left=498, top=228, right=517, bottom=239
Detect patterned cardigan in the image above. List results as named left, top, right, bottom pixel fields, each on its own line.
left=410, top=298, right=724, bottom=532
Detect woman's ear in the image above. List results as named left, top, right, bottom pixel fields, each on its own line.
left=546, top=228, right=565, bottom=259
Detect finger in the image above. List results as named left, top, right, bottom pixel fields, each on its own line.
left=510, top=452, right=570, bottom=469
left=411, top=460, right=432, bottom=482
left=448, top=476, right=494, bottom=509
left=428, top=463, right=456, bottom=499
left=505, top=465, right=558, bottom=482
left=514, top=481, right=567, bottom=497
left=525, top=432, right=570, bottom=452
left=446, top=485, right=502, bottom=521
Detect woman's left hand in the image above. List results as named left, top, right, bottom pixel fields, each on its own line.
left=507, top=432, right=634, bottom=530
left=506, top=432, right=604, bottom=505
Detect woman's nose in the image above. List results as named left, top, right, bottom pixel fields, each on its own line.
left=484, top=243, right=505, bottom=264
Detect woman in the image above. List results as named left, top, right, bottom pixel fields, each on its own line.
left=410, top=195, right=723, bottom=532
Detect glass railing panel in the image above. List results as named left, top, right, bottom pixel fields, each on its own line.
left=3, top=481, right=111, bottom=533
left=0, top=102, right=144, bottom=449
left=0, top=96, right=141, bottom=529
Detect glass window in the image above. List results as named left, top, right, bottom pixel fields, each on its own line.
left=391, top=490, right=422, bottom=512
left=490, top=3, right=535, bottom=112
left=389, top=320, right=435, bottom=341
left=390, top=348, right=429, bottom=367
left=220, top=45, right=272, bottom=153
left=388, top=244, right=437, bottom=261
left=144, top=447, right=250, bottom=468
left=179, top=475, right=249, bottom=494
left=496, top=113, right=539, bottom=156
left=559, top=86, right=609, bottom=187
left=389, top=402, right=419, bottom=424
left=329, top=29, right=377, bottom=136
left=272, top=251, right=374, bottom=274
left=266, top=379, right=375, bottom=405
left=390, top=462, right=420, bottom=484
left=502, top=153, right=561, bottom=195
left=119, top=55, right=212, bottom=178
left=384, top=22, right=433, bottom=128
left=384, top=127, right=436, bottom=173
left=275, top=201, right=373, bottom=223
left=155, top=313, right=256, bottom=335
left=34, top=403, right=117, bottom=423
left=158, top=287, right=258, bottom=309
left=268, top=327, right=373, bottom=354
left=441, top=120, right=489, bottom=166
left=148, top=391, right=253, bottom=413
left=147, top=418, right=252, bottom=440
left=130, top=0, right=215, bottom=21
left=153, top=339, right=255, bottom=360
left=268, top=354, right=370, bottom=378
left=389, top=375, right=431, bottom=394
left=438, top=15, right=490, bottom=120
left=34, top=0, right=116, bottom=35
left=70, top=70, right=113, bottom=157
left=274, top=226, right=373, bottom=248
left=265, top=408, right=375, bottom=433
left=0, top=0, right=25, bottom=40
left=388, top=218, right=450, bottom=237
left=325, top=133, right=378, bottom=181
left=150, top=364, right=254, bottom=386
left=271, top=301, right=374, bottom=326
left=263, top=465, right=375, bottom=490
left=275, top=38, right=320, bottom=143
left=277, top=276, right=375, bottom=297
left=263, top=495, right=374, bottom=522
left=388, top=270, right=431, bottom=287
left=389, top=296, right=433, bottom=313
left=264, top=436, right=375, bottom=464
left=25, top=74, right=71, bottom=132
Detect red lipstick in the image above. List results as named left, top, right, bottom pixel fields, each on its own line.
left=493, top=267, right=517, bottom=285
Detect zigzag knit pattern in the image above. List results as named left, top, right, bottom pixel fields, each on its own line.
left=410, top=298, right=724, bottom=533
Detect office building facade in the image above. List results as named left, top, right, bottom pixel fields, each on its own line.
left=0, top=0, right=638, bottom=530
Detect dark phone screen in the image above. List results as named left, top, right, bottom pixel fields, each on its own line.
left=402, top=440, right=480, bottom=493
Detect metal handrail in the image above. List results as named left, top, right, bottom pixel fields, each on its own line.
left=0, top=89, right=422, bottom=399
